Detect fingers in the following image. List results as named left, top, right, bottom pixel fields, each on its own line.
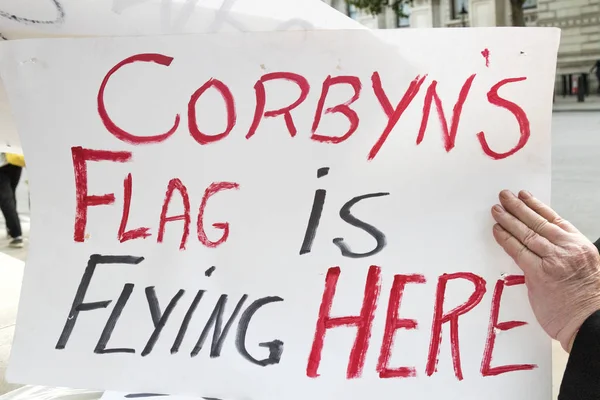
left=517, top=190, right=579, bottom=234
left=492, top=204, right=555, bottom=257
left=492, top=224, right=542, bottom=273
left=499, top=190, right=569, bottom=244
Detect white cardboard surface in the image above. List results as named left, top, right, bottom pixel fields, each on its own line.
left=0, top=28, right=559, bottom=400
left=0, top=252, right=24, bottom=389
left=101, top=393, right=194, bottom=400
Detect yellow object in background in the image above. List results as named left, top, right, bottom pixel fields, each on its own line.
left=5, top=153, right=25, bottom=167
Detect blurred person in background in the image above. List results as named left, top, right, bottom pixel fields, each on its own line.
left=0, top=152, right=24, bottom=248
left=592, top=59, right=600, bottom=94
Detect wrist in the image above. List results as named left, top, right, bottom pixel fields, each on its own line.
left=562, top=306, right=600, bottom=352
left=566, top=330, right=578, bottom=353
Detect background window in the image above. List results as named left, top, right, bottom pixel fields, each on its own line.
left=451, top=0, right=468, bottom=20
left=397, top=2, right=411, bottom=27
left=347, top=3, right=358, bottom=19
left=523, top=0, right=537, bottom=9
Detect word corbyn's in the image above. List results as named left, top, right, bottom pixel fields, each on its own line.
left=98, top=53, right=529, bottom=160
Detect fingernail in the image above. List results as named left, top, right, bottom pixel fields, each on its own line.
left=499, top=190, right=513, bottom=200
left=492, top=205, right=504, bottom=213
left=519, top=190, right=532, bottom=199
left=493, top=224, right=503, bottom=232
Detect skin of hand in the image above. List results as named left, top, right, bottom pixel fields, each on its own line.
left=491, top=189, right=600, bottom=352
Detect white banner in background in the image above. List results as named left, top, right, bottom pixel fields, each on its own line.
left=0, top=0, right=360, bottom=37
left=101, top=393, right=194, bottom=400
left=0, top=0, right=361, bottom=153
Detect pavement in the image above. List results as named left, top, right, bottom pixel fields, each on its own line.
left=0, top=168, right=30, bottom=263
left=0, top=112, right=599, bottom=399
left=0, top=172, right=28, bottom=396
left=553, top=94, right=600, bottom=112
left=0, top=217, right=29, bottom=263
left=0, top=252, right=23, bottom=396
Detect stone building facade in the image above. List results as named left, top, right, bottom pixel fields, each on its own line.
left=408, top=0, right=538, bottom=27
left=323, top=0, right=600, bottom=94
left=323, top=0, right=538, bottom=28
left=537, top=0, right=600, bottom=95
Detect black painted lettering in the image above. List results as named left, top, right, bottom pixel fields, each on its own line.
left=171, top=290, right=205, bottom=354
left=333, top=192, right=390, bottom=258
left=55, top=254, right=144, bottom=350
left=0, top=0, right=65, bottom=25
left=145, top=287, right=161, bottom=327
left=190, top=294, right=248, bottom=358
left=236, top=296, right=284, bottom=366
left=299, top=167, right=329, bottom=255
left=142, top=288, right=186, bottom=356
left=94, top=283, right=135, bottom=354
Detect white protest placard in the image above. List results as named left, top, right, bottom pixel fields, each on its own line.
left=0, top=28, right=559, bottom=400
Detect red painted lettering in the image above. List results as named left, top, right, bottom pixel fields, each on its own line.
left=481, top=49, right=490, bottom=68
left=377, top=274, right=426, bottom=378
left=481, top=275, right=536, bottom=376
left=477, top=77, right=530, bottom=160
left=118, top=173, right=151, bottom=242
left=426, top=272, right=487, bottom=380
left=369, top=73, right=427, bottom=160
left=188, top=78, right=236, bottom=145
left=246, top=72, right=310, bottom=139
left=417, top=74, right=476, bottom=152
left=311, top=75, right=362, bottom=144
left=306, top=265, right=381, bottom=379
left=97, top=53, right=180, bottom=144
left=197, top=182, right=240, bottom=248
left=71, top=147, right=131, bottom=242
left=157, top=178, right=191, bottom=250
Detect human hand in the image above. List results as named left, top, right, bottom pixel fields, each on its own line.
left=491, top=189, right=600, bottom=352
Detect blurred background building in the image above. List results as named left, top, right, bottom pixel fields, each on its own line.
left=323, top=0, right=600, bottom=96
